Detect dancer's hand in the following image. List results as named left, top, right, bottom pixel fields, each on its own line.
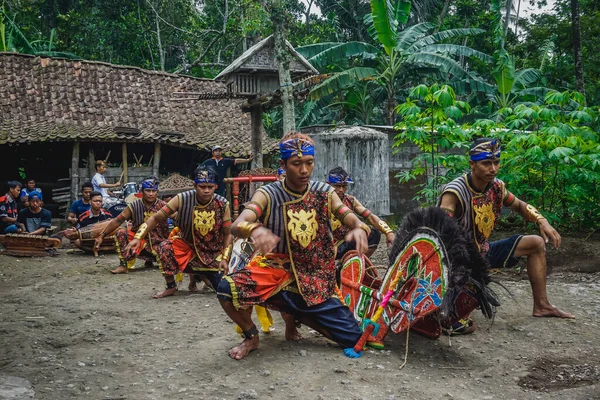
left=385, top=232, right=395, bottom=248
left=94, top=236, right=104, bottom=250
left=346, top=228, right=368, bottom=256
left=218, top=259, right=229, bottom=275
left=124, top=238, right=141, bottom=257
left=251, top=227, right=280, bottom=254
left=539, top=219, right=561, bottom=248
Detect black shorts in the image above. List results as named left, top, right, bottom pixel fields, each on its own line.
left=486, top=234, right=523, bottom=268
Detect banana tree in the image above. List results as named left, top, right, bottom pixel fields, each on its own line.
left=297, top=0, right=491, bottom=124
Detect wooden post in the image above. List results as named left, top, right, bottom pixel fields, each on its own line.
left=152, top=141, right=161, bottom=178
left=250, top=103, right=263, bottom=169
left=70, top=141, right=80, bottom=203
left=88, top=146, right=95, bottom=180
left=121, top=142, right=128, bottom=184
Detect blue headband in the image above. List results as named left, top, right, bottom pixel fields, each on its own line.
left=470, top=139, right=501, bottom=161
left=327, top=174, right=354, bottom=184
left=141, top=179, right=159, bottom=190
left=194, top=170, right=216, bottom=185
left=279, top=138, right=315, bottom=160
left=28, top=190, right=42, bottom=201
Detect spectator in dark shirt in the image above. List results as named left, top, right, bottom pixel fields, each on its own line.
left=201, top=145, right=253, bottom=197
left=17, top=191, right=52, bottom=235
left=67, top=182, right=94, bottom=225
left=20, top=178, right=42, bottom=208
left=76, top=192, right=112, bottom=229
left=0, top=181, right=22, bottom=234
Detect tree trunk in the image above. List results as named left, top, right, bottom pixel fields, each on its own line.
left=570, top=0, right=585, bottom=96
left=271, top=0, right=295, bottom=135
left=504, top=0, right=513, bottom=39
left=435, top=0, right=451, bottom=33
left=155, top=0, right=165, bottom=71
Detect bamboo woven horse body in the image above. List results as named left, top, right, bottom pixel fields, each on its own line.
left=339, top=207, right=499, bottom=358
left=0, top=234, right=61, bottom=257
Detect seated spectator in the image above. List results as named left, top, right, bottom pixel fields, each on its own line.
left=20, top=178, right=42, bottom=208
left=0, top=181, right=22, bottom=234
left=76, top=192, right=112, bottom=229
left=17, top=191, right=52, bottom=235
left=67, top=182, right=93, bottom=225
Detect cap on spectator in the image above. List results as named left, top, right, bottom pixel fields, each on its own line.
left=28, top=190, right=42, bottom=201
left=212, top=145, right=223, bottom=152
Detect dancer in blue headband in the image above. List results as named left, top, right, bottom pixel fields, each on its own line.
left=123, top=166, right=233, bottom=298
left=327, top=166, right=394, bottom=264
left=95, top=176, right=170, bottom=275
left=438, top=137, right=573, bottom=335
left=217, top=132, right=370, bottom=360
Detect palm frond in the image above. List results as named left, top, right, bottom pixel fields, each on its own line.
left=418, top=44, right=493, bottom=63
left=300, top=41, right=379, bottom=71
left=308, top=67, right=379, bottom=100
left=411, top=28, right=486, bottom=50
left=396, top=22, right=434, bottom=51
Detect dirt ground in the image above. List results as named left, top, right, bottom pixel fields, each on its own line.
left=0, top=234, right=599, bottom=400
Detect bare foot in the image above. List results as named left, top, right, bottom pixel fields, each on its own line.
left=285, top=325, right=303, bottom=341
left=188, top=281, right=200, bottom=293
left=228, top=336, right=259, bottom=360
left=152, top=287, right=177, bottom=299
left=110, top=266, right=128, bottom=274
left=533, top=305, right=575, bottom=319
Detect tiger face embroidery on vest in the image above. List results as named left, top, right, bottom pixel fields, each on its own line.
left=330, top=217, right=342, bottom=232
left=287, top=209, right=318, bottom=248
left=193, top=209, right=216, bottom=236
left=473, top=202, right=495, bottom=238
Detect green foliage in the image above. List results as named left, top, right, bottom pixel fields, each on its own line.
left=395, top=85, right=600, bottom=230
left=393, top=84, right=472, bottom=205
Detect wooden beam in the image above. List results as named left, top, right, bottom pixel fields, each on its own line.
left=88, top=146, right=95, bottom=180
left=121, top=143, right=128, bottom=184
left=153, top=141, right=161, bottom=177
left=70, top=141, right=80, bottom=204
left=250, top=104, right=263, bottom=168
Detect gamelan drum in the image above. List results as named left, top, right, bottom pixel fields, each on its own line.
left=122, top=182, right=139, bottom=198
left=107, top=202, right=127, bottom=218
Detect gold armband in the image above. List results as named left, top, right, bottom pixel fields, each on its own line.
left=134, top=222, right=150, bottom=240
left=525, top=204, right=546, bottom=223
left=377, top=220, right=393, bottom=235
left=222, top=244, right=233, bottom=262
left=237, top=221, right=260, bottom=239
left=358, top=222, right=371, bottom=236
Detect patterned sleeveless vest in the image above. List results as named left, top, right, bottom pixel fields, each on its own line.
left=439, top=174, right=510, bottom=254
left=259, top=180, right=336, bottom=306
left=177, top=190, right=228, bottom=268
left=128, top=199, right=169, bottom=243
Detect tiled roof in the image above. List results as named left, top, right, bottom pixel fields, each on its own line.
left=0, top=53, right=276, bottom=156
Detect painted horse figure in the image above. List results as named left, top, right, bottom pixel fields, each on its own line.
left=339, top=207, right=499, bottom=357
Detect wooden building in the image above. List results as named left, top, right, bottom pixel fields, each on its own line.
left=0, top=52, right=276, bottom=215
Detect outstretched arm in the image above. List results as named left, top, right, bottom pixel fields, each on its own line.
left=124, top=196, right=179, bottom=256
left=234, top=154, right=253, bottom=165
left=94, top=207, right=132, bottom=250
left=353, top=198, right=395, bottom=247
left=507, top=194, right=561, bottom=248
left=232, top=190, right=279, bottom=254
left=330, top=191, right=369, bottom=255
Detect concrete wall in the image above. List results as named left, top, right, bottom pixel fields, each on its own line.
left=307, top=126, right=390, bottom=217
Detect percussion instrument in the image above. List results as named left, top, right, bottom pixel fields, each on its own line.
left=62, top=219, right=119, bottom=255
left=107, top=202, right=127, bottom=218
left=0, top=234, right=61, bottom=257
left=122, top=182, right=139, bottom=198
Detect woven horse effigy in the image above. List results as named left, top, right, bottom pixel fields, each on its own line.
left=0, top=234, right=61, bottom=257
left=339, top=207, right=499, bottom=358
